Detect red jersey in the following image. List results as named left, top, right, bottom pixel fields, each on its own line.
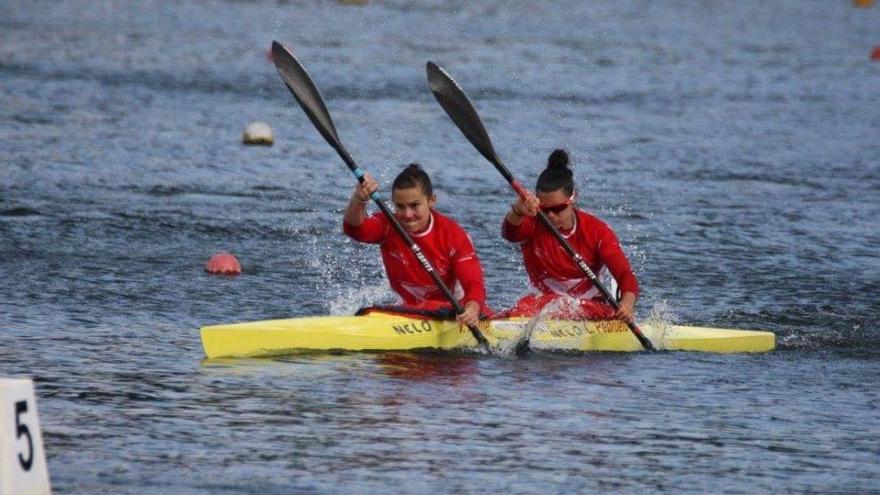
left=343, top=210, right=487, bottom=313
left=501, top=209, right=639, bottom=301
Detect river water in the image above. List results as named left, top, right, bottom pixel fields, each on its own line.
left=2, top=0, right=879, bottom=493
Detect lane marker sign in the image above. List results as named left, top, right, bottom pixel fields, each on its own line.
left=1, top=378, right=51, bottom=495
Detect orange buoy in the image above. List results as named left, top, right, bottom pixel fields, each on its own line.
left=854, top=0, right=874, bottom=8
left=205, top=252, right=241, bottom=275
left=872, top=45, right=880, bottom=60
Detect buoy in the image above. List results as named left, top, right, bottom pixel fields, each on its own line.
left=0, top=378, right=51, bottom=495
left=854, top=0, right=874, bottom=7
left=205, top=253, right=241, bottom=275
left=872, top=45, right=880, bottom=60
left=242, top=122, right=273, bottom=146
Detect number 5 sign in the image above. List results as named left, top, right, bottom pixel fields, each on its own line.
left=1, top=379, right=51, bottom=495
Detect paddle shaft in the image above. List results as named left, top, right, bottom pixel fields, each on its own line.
left=271, top=42, right=491, bottom=352
left=426, top=61, right=654, bottom=350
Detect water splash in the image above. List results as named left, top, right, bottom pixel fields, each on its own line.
left=327, top=285, right=396, bottom=315
left=497, top=296, right=584, bottom=356
left=642, top=299, right=679, bottom=350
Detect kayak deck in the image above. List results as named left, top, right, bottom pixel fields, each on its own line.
left=200, top=313, right=775, bottom=358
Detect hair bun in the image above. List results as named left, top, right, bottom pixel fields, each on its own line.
left=547, top=149, right=570, bottom=169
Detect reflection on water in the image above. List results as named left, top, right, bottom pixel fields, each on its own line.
left=201, top=352, right=481, bottom=382
left=376, top=352, right=479, bottom=381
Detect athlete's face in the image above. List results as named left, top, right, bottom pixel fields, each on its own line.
left=537, top=189, right=576, bottom=231
left=392, top=186, right=436, bottom=233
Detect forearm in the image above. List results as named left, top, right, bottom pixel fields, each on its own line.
left=619, top=291, right=637, bottom=308
left=505, top=205, right=526, bottom=226
left=501, top=214, right=535, bottom=242
left=455, top=259, right=487, bottom=313
left=343, top=196, right=369, bottom=227
left=344, top=173, right=378, bottom=228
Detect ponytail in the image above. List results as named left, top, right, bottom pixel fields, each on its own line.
left=536, top=149, right=574, bottom=195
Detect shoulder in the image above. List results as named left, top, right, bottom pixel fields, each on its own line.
left=577, top=209, right=608, bottom=227
left=432, top=210, right=466, bottom=233
left=576, top=209, right=617, bottom=237
left=432, top=210, right=475, bottom=245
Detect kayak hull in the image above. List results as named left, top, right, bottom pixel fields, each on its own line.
left=200, top=313, right=775, bottom=358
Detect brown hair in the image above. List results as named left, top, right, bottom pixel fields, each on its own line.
left=392, top=163, right=433, bottom=196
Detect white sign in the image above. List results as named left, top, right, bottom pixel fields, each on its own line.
left=0, top=378, right=51, bottom=495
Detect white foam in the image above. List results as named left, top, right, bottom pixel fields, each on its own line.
left=642, top=300, right=679, bottom=350
left=328, top=285, right=396, bottom=316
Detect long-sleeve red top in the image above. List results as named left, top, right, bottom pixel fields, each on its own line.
left=344, top=210, right=487, bottom=313
left=501, top=209, right=639, bottom=300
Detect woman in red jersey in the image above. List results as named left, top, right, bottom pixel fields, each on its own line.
left=501, top=149, right=639, bottom=322
left=343, top=163, right=488, bottom=328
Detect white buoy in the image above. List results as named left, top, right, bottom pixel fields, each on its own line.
left=242, top=122, right=274, bottom=146
left=0, top=378, right=51, bottom=495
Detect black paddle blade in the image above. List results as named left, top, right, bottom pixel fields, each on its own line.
left=272, top=41, right=351, bottom=165
left=426, top=62, right=503, bottom=169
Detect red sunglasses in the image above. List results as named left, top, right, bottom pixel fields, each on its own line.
left=539, top=195, right=575, bottom=214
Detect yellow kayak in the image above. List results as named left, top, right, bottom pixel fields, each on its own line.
left=200, top=312, right=775, bottom=358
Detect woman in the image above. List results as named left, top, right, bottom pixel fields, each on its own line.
left=501, top=149, right=639, bottom=322
left=343, top=163, right=487, bottom=328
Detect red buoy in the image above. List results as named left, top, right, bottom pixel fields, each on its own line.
left=205, top=252, right=241, bottom=275
left=872, top=45, right=880, bottom=61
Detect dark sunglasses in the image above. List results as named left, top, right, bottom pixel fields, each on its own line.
left=539, top=195, right=574, bottom=214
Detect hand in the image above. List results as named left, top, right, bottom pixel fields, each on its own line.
left=511, top=191, right=540, bottom=217
left=456, top=300, right=481, bottom=330
left=613, top=292, right=637, bottom=323
left=351, top=173, right=379, bottom=204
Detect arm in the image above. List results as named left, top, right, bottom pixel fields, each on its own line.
left=342, top=173, right=379, bottom=228
left=614, top=291, right=637, bottom=324
left=451, top=233, right=488, bottom=328
left=501, top=192, right=540, bottom=241
left=342, top=173, right=388, bottom=243
left=596, top=222, right=639, bottom=323
left=504, top=191, right=539, bottom=226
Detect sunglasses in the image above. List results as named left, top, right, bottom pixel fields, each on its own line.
left=539, top=195, right=575, bottom=214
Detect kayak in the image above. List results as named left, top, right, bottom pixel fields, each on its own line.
left=200, top=311, right=775, bottom=358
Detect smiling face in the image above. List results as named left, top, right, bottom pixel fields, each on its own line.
left=537, top=189, right=576, bottom=231
left=392, top=186, right=436, bottom=233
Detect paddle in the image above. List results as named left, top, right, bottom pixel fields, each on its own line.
left=270, top=41, right=492, bottom=353
left=426, top=61, right=655, bottom=351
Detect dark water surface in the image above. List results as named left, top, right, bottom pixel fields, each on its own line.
left=2, top=1, right=879, bottom=493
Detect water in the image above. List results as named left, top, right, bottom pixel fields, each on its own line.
left=2, top=0, right=879, bottom=492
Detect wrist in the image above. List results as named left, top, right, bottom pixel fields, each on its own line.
left=509, top=202, right=523, bottom=217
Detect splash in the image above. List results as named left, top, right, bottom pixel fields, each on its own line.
left=328, top=285, right=396, bottom=315
left=498, top=296, right=583, bottom=356
left=288, top=221, right=395, bottom=315
left=642, top=299, right=679, bottom=350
